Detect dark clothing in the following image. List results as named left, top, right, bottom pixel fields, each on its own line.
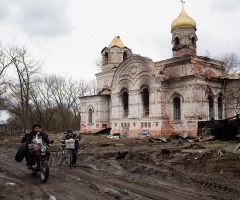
left=72, top=148, right=78, bottom=165
left=26, top=131, right=50, bottom=166
left=15, top=142, right=28, bottom=162
left=65, top=132, right=81, bottom=149
left=65, top=132, right=81, bottom=164
left=21, top=134, right=28, bottom=144
left=26, top=131, right=50, bottom=146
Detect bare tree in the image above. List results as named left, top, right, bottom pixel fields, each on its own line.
left=17, top=74, right=95, bottom=132
left=29, top=76, right=57, bottom=130
left=220, top=53, right=240, bottom=74
left=5, top=46, right=42, bottom=131
left=204, top=50, right=211, bottom=58
left=87, top=79, right=97, bottom=95
left=95, top=56, right=103, bottom=71
left=0, top=43, right=13, bottom=108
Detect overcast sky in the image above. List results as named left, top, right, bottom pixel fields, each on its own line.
left=0, top=0, right=240, bottom=80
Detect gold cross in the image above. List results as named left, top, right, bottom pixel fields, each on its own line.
left=180, top=0, right=185, bottom=9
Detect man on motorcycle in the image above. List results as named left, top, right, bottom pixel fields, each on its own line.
left=21, top=125, right=47, bottom=144
left=65, top=130, right=81, bottom=166
left=26, top=124, right=51, bottom=167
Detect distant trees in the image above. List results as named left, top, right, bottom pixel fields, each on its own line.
left=220, top=53, right=240, bottom=74
left=204, top=51, right=240, bottom=74
left=0, top=43, right=96, bottom=133
left=0, top=43, right=12, bottom=110
left=29, top=75, right=90, bottom=132
left=5, top=46, right=42, bottom=131
left=95, top=56, right=103, bottom=71
left=6, top=73, right=95, bottom=132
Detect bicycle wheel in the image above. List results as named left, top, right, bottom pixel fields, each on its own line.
left=69, top=150, right=73, bottom=169
left=56, top=149, right=65, bottom=166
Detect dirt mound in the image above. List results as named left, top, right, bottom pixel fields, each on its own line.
left=183, top=143, right=206, bottom=149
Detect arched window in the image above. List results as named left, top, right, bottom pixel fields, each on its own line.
left=174, top=37, right=180, bottom=46
left=173, top=97, right=181, bottom=120
left=104, top=52, right=108, bottom=64
left=142, top=88, right=149, bottom=116
left=122, top=91, right=129, bottom=116
left=191, top=37, right=195, bottom=45
left=208, top=96, right=214, bottom=119
left=88, top=108, right=93, bottom=124
left=123, top=52, right=127, bottom=61
left=218, top=95, right=223, bottom=120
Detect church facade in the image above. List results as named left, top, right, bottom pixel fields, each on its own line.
left=79, top=3, right=239, bottom=136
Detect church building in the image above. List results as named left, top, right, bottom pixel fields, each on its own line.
left=79, top=3, right=239, bottom=136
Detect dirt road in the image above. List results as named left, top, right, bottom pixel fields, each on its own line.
left=0, top=136, right=239, bottom=200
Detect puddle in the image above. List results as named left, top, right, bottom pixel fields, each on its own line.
left=0, top=172, right=19, bottom=182
left=6, top=182, right=16, bottom=186
left=89, top=164, right=98, bottom=170
left=49, top=195, right=57, bottom=200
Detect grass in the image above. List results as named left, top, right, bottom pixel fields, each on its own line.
left=214, top=153, right=240, bottom=162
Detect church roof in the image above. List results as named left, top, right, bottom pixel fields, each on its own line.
left=100, top=88, right=112, bottom=95
left=171, top=2, right=196, bottom=30
left=108, top=36, right=125, bottom=48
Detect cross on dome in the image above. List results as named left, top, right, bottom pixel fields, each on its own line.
left=181, top=0, right=185, bottom=9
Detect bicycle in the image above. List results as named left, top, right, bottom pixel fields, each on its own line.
left=56, top=139, right=75, bottom=168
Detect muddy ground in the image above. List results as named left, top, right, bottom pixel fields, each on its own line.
left=0, top=133, right=240, bottom=200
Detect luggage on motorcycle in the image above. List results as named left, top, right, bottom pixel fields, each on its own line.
left=21, top=134, right=27, bottom=144
left=15, top=142, right=28, bottom=162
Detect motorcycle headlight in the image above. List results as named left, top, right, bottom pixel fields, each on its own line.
left=41, top=145, right=47, bottom=152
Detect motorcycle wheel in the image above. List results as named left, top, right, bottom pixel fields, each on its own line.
left=31, top=161, right=38, bottom=175
left=40, top=161, right=49, bottom=182
left=32, top=169, right=38, bottom=175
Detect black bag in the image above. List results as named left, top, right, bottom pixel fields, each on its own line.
left=15, top=142, right=28, bottom=162
left=20, top=134, right=27, bottom=143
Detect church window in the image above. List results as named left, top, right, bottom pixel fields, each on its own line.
left=88, top=108, right=93, bottom=124
left=208, top=96, right=214, bottom=119
left=123, top=52, right=128, bottom=61
left=191, top=37, right=195, bottom=45
left=104, top=52, right=108, bottom=64
left=102, top=124, right=107, bottom=128
left=142, top=88, right=149, bottom=116
left=218, top=95, right=223, bottom=120
left=174, top=37, right=180, bottom=46
left=122, top=91, right=129, bottom=116
left=173, top=97, right=181, bottom=120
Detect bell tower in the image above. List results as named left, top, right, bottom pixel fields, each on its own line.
left=101, top=36, right=132, bottom=72
left=171, top=1, right=198, bottom=57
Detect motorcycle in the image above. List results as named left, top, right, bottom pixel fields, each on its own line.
left=28, top=143, right=52, bottom=182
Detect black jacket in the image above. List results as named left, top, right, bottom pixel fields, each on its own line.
left=26, top=131, right=50, bottom=145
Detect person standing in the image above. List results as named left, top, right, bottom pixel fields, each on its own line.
left=65, top=130, right=81, bottom=166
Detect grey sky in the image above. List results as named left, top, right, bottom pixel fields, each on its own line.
left=0, top=0, right=239, bottom=80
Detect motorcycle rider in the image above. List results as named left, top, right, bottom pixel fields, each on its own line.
left=26, top=124, right=51, bottom=167
left=65, top=130, right=81, bottom=166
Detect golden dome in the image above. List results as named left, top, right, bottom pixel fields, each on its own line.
left=171, top=3, right=196, bottom=30
left=108, top=36, right=125, bottom=48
